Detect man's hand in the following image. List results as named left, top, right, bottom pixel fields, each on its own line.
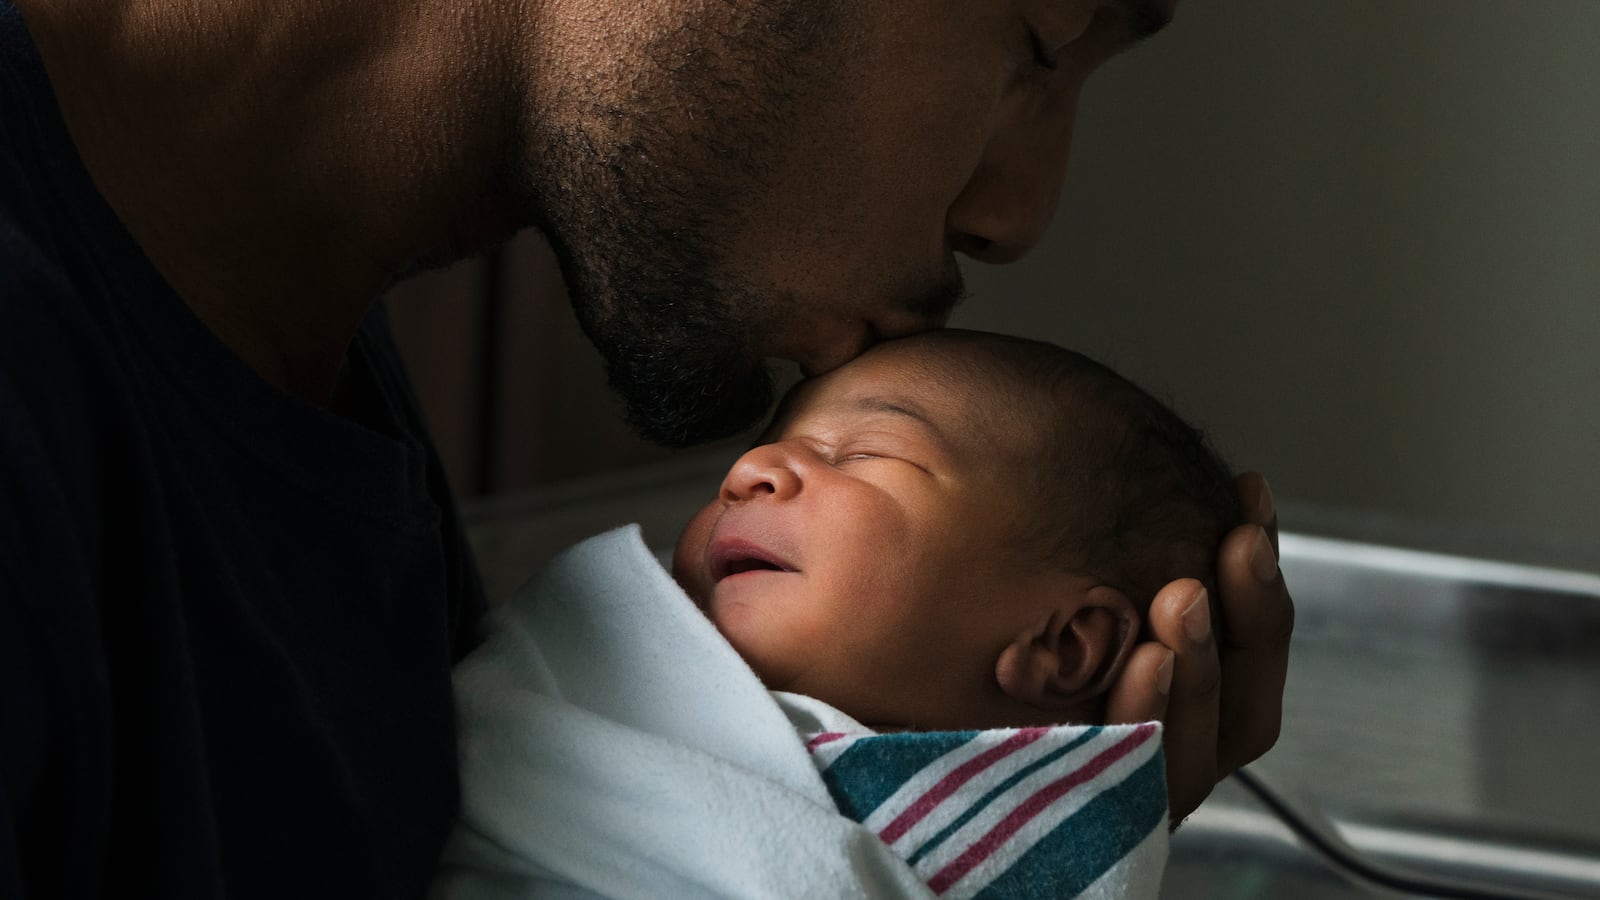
left=1104, top=472, right=1295, bottom=824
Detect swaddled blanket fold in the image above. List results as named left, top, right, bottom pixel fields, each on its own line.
left=432, top=526, right=1167, bottom=900
left=795, top=706, right=1166, bottom=899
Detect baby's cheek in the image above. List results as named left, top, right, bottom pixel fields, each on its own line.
left=710, top=601, right=787, bottom=687
left=713, top=599, right=835, bottom=694
left=670, top=505, right=719, bottom=597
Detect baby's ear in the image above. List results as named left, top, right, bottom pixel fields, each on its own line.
left=994, top=585, right=1139, bottom=712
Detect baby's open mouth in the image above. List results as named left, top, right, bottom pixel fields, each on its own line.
left=708, top=539, right=796, bottom=583
left=722, top=557, right=784, bottom=577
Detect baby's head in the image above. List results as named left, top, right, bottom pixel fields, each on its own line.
left=672, top=329, right=1239, bottom=730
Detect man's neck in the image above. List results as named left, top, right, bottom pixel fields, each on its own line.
left=17, top=0, right=531, bottom=404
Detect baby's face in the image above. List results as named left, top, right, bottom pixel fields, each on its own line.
left=673, top=340, right=1083, bottom=729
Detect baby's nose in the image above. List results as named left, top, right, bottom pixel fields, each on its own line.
left=720, top=443, right=803, bottom=503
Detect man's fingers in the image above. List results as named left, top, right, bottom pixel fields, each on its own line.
left=1104, top=642, right=1173, bottom=726
left=1237, top=471, right=1278, bottom=555
left=1134, top=474, right=1294, bottom=824
left=1146, top=578, right=1222, bottom=822
left=1214, top=521, right=1295, bottom=776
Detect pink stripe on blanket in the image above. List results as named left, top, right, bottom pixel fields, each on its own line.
left=807, top=732, right=848, bottom=752
left=926, top=723, right=1158, bottom=894
left=877, top=728, right=1050, bottom=845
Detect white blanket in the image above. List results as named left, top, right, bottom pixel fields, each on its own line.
left=432, top=526, right=1167, bottom=899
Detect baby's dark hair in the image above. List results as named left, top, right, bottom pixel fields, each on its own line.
left=916, top=330, right=1242, bottom=608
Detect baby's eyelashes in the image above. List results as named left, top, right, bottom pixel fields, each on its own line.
left=832, top=448, right=935, bottom=476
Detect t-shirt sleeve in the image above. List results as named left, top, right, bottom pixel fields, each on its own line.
left=0, top=515, right=44, bottom=899
left=0, top=378, right=79, bottom=898
left=0, top=245, right=117, bottom=898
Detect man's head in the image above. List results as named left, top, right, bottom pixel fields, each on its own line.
left=513, top=0, right=1178, bottom=445
left=671, top=329, right=1236, bottom=730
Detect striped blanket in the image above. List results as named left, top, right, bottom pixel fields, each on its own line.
left=805, top=724, right=1167, bottom=899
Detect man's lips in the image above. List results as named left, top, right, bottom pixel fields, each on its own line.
left=707, top=537, right=797, bottom=583
left=793, top=330, right=872, bottom=379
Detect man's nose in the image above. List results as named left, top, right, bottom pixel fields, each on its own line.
left=945, top=92, right=1079, bottom=264
left=719, top=443, right=804, bottom=503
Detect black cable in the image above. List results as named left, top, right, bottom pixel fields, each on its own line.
left=1232, top=768, right=1563, bottom=900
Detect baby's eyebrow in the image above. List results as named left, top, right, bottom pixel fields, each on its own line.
left=849, top=396, right=953, bottom=451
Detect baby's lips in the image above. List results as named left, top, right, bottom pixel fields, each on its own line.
left=706, top=535, right=797, bottom=583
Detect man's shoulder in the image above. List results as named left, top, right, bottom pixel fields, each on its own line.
left=0, top=206, right=143, bottom=439
left=0, top=26, right=130, bottom=409
left=0, top=231, right=154, bottom=590
left=0, top=157, right=191, bottom=598
left=1, top=205, right=71, bottom=295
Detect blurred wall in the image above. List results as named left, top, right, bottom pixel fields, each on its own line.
left=388, top=0, right=1599, bottom=571
left=951, top=0, right=1599, bottom=570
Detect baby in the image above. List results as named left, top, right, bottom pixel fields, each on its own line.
left=673, top=327, right=1238, bottom=732
left=436, top=329, right=1240, bottom=900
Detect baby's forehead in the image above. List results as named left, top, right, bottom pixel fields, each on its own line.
left=776, top=340, right=1054, bottom=448
left=780, top=348, right=937, bottom=416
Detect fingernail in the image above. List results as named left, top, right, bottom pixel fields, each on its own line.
left=1156, top=650, right=1174, bottom=696
left=1253, top=475, right=1275, bottom=525
left=1250, top=527, right=1278, bottom=583
left=1182, top=587, right=1211, bottom=644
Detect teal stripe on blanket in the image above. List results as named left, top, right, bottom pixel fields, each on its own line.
left=822, top=731, right=979, bottom=821
left=973, top=753, right=1167, bottom=899
left=906, top=727, right=1103, bottom=867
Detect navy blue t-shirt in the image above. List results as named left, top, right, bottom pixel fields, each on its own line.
left=1, top=5, right=486, bottom=898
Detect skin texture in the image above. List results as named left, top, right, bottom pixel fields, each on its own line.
left=672, top=337, right=1143, bottom=730
left=15, top=0, right=1293, bottom=821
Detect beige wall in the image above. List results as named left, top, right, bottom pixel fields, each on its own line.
left=951, top=0, right=1599, bottom=570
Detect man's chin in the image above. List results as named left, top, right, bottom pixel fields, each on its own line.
left=615, top=362, right=778, bottom=448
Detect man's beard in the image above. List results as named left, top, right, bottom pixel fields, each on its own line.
left=531, top=160, right=781, bottom=447
left=517, top=5, right=850, bottom=448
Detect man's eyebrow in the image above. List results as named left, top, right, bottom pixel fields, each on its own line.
left=1118, top=0, right=1173, bottom=42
